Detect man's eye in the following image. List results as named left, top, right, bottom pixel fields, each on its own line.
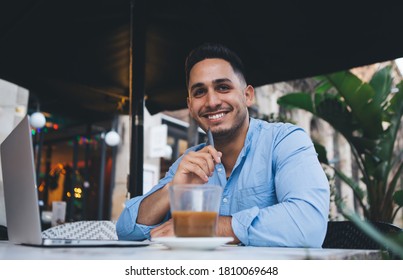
left=217, top=85, right=230, bottom=91
left=193, top=89, right=206, bottom=97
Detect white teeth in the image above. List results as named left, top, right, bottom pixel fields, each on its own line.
left=208, top=113, right=225, bottom=120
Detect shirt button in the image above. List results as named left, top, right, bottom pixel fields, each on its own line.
left=217, top=168, right=222, bottom=172
left=222, top=198, right=228, bottom=203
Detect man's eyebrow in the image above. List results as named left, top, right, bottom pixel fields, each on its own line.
left=189, top=78, right=233, bottom=92
left=212, top=78, right=232, bottom=84
left=190, top=82, right=205, bottom=92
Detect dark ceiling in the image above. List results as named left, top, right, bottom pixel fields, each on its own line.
left=1, top=0, right=403, bottom=125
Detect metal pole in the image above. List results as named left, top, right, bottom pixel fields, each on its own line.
left=43, top=144, right=52, bottom=209
left=67, top=137, right=78, bottom=222
left=129, top=0, right=146, bottom=198
left=83, top=124, right=92, bottom=220
left=35, top=129, right=44, bottom=186
left=108, top=115, right=119, bottom=219
left=98, top=133, right=107, bottom=220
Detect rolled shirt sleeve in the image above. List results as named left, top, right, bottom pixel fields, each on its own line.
left=116, top=172, right=175, bottom=240
left=115, top=195, right=152, bottom=240
left=231, top=125, right=329, bottom=247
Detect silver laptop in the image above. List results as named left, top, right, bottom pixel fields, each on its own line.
left=1, top=115, right=148, bottom=247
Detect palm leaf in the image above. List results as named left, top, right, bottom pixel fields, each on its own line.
left=326, top=71, right=383, bottom=138
left=276, top=92, right=315, bottom=113
left=369, top=65, right=393, bottom=106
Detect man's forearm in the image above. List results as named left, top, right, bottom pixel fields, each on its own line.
left=137, top=182, right=171, bottom=225
left=218, top=216, right=240, bottom=244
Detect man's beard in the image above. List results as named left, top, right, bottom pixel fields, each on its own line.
left=211, top=109, right=248, bottom=142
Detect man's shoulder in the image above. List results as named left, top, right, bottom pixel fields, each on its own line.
left=248, top=118, right=309, bottom=147
left=251, top=118, right=301, bottom=134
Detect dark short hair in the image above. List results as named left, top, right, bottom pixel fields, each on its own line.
left=185, top=42, right=246, bottom=87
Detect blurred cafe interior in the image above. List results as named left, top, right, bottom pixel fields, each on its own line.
left=1, top=0, right=403, bottom=232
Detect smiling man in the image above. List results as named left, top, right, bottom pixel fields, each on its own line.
left=116, top=43, right=330, bottom=247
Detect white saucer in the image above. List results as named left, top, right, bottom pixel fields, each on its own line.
left=152, top=237, right=234, bottom=250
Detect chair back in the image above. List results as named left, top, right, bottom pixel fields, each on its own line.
left=322, top=221, right=402, bottom=249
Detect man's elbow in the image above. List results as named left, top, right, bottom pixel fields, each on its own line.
left=299, top=216, right=328, bottom=248
left=115, top=217, right=132, bottom=240
left=116, top=222, right=147, bottom=241
left=115, top=210, right=147, bottom=241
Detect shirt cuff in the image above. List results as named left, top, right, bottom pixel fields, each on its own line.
left=231, top=206, right=259, bottom=246
left=116, top=196, right=150, bottom=240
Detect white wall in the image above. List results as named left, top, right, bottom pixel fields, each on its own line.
left=110, top=108, right=163, bottom=221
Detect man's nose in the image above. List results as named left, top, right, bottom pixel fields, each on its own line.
left=205, top=90, right=221, bottom=107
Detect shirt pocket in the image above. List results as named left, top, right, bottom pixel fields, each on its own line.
left=235, top=184, right=276, bottom=211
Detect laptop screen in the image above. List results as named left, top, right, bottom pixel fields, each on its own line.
left=1, top=115, right=44, bottom=245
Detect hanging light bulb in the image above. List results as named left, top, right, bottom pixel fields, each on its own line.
left=104, top=130, right=120, bottom=146
left=30, top=112, right=46, bottom=129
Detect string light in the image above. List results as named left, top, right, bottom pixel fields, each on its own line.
left=105, top=130, right=120, bottom=146
left=29, top=112, right=46, bottom=129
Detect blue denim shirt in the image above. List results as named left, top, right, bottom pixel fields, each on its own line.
left=116, top=118, right=330, bottom=247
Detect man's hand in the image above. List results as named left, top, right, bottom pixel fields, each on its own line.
left=172, top=146, right=222, bottom=185
left=137, top=146, right=221, bottom=226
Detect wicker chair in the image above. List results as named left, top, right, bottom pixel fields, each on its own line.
left=322, top=220, right=402, bottom=250
left=0, top=221, right=118, bottom=241
left=41, top=220, right=118, bottom=240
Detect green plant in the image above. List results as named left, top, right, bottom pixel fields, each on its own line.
left=277, top=65, right=403, bottom=223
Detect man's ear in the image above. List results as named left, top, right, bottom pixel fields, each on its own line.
left=244, top=85, right=255, bottom=107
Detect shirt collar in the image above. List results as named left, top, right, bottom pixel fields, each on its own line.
left=237, top=117, right=257, bottom=162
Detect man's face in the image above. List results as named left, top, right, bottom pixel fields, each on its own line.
left=187, top=58, right=254, bottom=140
